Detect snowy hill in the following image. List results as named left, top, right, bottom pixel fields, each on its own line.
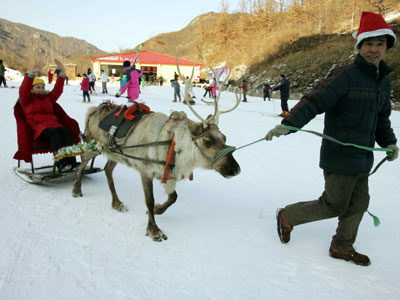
left=0, top=77, right=399, bottom=300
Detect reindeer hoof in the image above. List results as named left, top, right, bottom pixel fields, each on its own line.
left=146, top=228, right=168, bottom=241
left=113, top=202, right=128, bottom=212
left=72, top=191, right=82, bottom=197
left=152, top=235, right=168, bottom=242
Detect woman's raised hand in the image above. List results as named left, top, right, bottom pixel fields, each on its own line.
left=29, top=60, right=46, bottom=76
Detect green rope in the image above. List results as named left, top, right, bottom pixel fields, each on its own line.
left=235, top=138, right=265, bottom=151
left=213, top=138, right=265, bottom=163
left=367, top=211, right=381, bottom=227
left=281, top=125, right=393, bottom=155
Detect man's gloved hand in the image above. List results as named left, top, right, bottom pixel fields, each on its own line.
left=265, top=124, right=289, bottom=141
left=387, top=144, right=399, bottom=161
left=115, top=91, right=121, bottom=98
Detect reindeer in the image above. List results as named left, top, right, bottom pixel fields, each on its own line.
left=72, top=62, right=241, bottom=241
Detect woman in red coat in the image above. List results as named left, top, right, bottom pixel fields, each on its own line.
left=19, top=59, right=78, bottom=173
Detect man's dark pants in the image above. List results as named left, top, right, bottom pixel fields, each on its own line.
left=284, top=171, right=370, bottom=251
left=281, top=95, right=289, bottom=112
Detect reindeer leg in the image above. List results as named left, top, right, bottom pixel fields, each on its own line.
left=104, top=159, right=128, bottom=212
left=154, top=191, right=177, bottom=215
left=141, top=174, right=167, bottom=241
left=72, top=152, right=98, bottom=197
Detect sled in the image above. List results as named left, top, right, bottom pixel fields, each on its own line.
left=13, top=101, right=103, bottom=184
left=14, top=162, right=103, bottom=184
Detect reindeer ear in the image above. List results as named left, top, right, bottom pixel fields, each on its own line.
left=205, top=114, right=217, bottom=126
left=187, top=119, right=203, bottom=136
left=170, top=111, right=187, bottom=120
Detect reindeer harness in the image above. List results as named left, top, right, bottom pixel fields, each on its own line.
left=98, top=106, right=196, bottom=183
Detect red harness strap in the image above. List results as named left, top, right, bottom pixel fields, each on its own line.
left=162, top=135, right=175, bottom=183
left=161, top=114, right=194, bottom=183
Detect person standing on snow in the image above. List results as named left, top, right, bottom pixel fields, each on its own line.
left=262, top=83, right=271, bottom=101
left=87, top=68, right=96, bottom=94
left=265, top=11, right=398, bottom=266
left=240, top=80, right=248, bottom=102
left=100, top=70, right=108, bottom=93
left=0, top=60, right=8, bottom=87
left=80, top=74, right=90, bottom=102
left=272, top=74, right=290, bottom=116
left=171, top=77, right=181, bottom=102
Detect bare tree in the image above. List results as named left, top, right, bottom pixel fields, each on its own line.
left=367, top=0, right=396, bottom=16
left=220, top=0, right=230, bottom=12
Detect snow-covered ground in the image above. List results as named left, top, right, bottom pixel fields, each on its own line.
left=0, top=75, right=399, bottom=300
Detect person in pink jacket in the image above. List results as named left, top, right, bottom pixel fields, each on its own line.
left=115, top=67, right=143, bottom=103
left=80, top=74, right=90, bottom=102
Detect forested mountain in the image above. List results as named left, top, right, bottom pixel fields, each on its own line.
left=0, top=18, right=106, bottom=74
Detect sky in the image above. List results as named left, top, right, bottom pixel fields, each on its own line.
left=1, top=69, right=400, bottom=300
left=1, top=0, right=240, bottom=53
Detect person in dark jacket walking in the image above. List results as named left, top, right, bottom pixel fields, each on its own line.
left=265, top=11, right=398, bottom=266
left=272, top=74, right=290, bottom=116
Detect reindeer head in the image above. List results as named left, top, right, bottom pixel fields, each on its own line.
left=176, top=57, right=241, bottom=178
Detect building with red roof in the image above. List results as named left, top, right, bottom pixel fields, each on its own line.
left=91, top=50, right=202, bottom=84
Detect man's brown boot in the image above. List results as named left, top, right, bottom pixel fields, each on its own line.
left=329, top=245, right=371, bottom=266
left=276, top=208, right=292, bottom=244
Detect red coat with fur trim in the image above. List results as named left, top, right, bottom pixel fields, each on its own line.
left=19, top=75, right=65, bottom=140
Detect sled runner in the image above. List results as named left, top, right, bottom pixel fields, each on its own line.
left=14, top=163, right=101, bottom=184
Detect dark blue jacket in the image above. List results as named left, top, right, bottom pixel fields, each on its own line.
left=273, top=78, right=290, bottom=99
left=282, top=54, right=397, bottom=174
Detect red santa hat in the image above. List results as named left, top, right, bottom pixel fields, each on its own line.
left=353, top=11, right=396, bottom=50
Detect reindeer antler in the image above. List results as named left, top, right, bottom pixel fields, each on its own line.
left=209, top=67, right=241, bottom=125
left=175, top=56, right=208, bottom=128
left=175, top=56, right=240, bottom=127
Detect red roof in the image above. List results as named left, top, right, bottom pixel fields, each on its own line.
left=91, top=50, right=202, bottom=66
